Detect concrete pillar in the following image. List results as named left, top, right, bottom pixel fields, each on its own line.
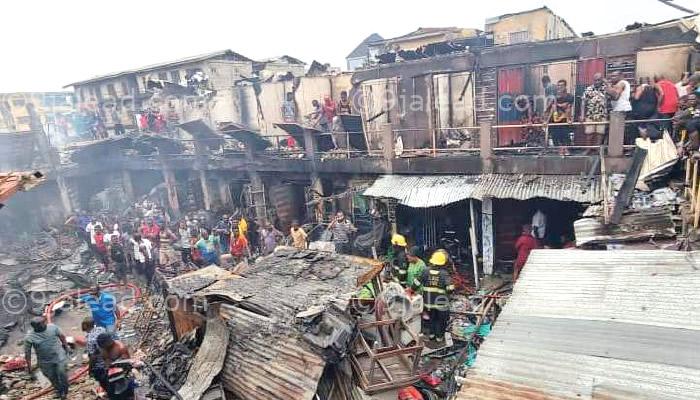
left=218, top=178, right=231, bottom=207
left=303, top=128, right=317, bottom=160
left=56, top=175, right=73, bottom=216
left=199, top=170, right=212, bottom=211
left=608, top=111, right=625, bottom=157
left=162, top=167, right=180, bottom=217
left=122, top=170, right=135, bottom=201
left=381, top=124, right=395, bottom=161
left=481, top=197, right=494, bottom=275
left=480, top=120, right=493, bottom=173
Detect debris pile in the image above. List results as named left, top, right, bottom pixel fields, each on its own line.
left=146, top=330, right=199, bottom=399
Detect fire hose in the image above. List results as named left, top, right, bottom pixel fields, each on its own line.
left=21, top=283, right=143, bottom=400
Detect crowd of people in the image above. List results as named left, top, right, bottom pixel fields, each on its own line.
left=305, top=90, right=354, bottom=132
left=516, top=71, right=700, bottom=154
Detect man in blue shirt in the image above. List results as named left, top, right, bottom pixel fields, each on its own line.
left=80, top=285, right=117, bottom=335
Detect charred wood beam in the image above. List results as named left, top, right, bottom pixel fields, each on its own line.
left=610, top=147, right=647, bottom=225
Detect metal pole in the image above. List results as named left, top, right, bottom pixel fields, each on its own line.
left=469, top=199, right=480, bottom=291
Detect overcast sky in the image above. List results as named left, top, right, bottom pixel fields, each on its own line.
left=0, top=0, right=695, bottom=92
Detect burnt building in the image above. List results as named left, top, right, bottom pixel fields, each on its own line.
left=2, top=14, right=699, bottom=280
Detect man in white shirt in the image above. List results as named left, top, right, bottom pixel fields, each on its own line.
left=130, top=233, right=152, bottom=280
left=531, top=210, right=547, bottom=241
left=606, top=71, right=632, bottom=113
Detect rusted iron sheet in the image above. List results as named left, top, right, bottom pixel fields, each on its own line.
left=219, top=304, right=326, bottom=400
left=364, top=174, right=601, bottom=207
left=176, top=318, right=230, bottom=400
left=574, top=207, right=675, bottom=246
left=0, top=171, right=44, bottom=206
left=191, top=248, right=382, bottom=400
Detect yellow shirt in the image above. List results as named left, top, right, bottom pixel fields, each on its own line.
left=291, top=227, right=307, bottom=249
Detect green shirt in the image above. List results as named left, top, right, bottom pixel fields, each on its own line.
left=407, top=258, right=427, bottom=290
left=25, top=324, right=65, bottom=364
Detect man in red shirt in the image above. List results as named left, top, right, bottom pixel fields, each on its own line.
left=514, top=224, right=539, bottom=281
left=656, top=74, right=680, bottom=133
left=93, top=226, right=109, bottom=271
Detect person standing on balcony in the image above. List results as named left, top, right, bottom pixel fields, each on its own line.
left=550, top=79, right=574, bottom=155
left=336, top=91, right=352, bottom=115
left=655, top=74, right=680, bottom=133
left=322, top=96, right=337, bottom=128
left=580, top=73, right=609, bottom=149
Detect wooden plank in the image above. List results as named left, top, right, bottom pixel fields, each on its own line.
left=610, top=147, right=647, bottom=225
left=374, top=345, right=423, bottom=360
left=600, top=147, right=609, bottom=225
left=685, top=158, right=692, bottom=199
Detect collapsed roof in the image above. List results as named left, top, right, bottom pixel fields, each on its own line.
left=165, top=248, right=383, bottom=400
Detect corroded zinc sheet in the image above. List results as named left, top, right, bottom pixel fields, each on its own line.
left=363, top=175, right=479, bottom=208
left=458, top=249, right=700, bottom=400
left=363, top=174, right=600, bottom=207
left=176, top=318, right=230, bottom=400
left=470, top=174, right=600, bottom=203
left=196, top=248, right=382, bottom=400
left=219, top=304, right=326, bottom=400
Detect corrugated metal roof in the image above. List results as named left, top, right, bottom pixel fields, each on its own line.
left=176, top=318, right=229, bottom=400
left=219, top=304, right=326, bottom=400
left=363, top=174, right=600, bottom=207
left=64, top=49, right=252, bottom=87
left=363, top=175, right=480, bottom=208
left=0, top=171, right=44, bottom=206
left=459, top=249, right=700, bottom=400
left=190, top=248, right=383, bottom=400
left=471, top=174, right=600, bottom=203
left=574, top=207, right=676, bottom=246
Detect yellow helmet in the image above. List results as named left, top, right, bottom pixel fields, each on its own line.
left=391, top=234, right=407, bottom=247
left=429, top=250, right=448, bottom=266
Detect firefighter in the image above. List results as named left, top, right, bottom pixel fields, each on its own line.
left=389, top=233, right=408, bottom=285
left=419, top=249, right=454, bottom=342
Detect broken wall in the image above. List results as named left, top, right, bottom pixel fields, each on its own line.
left=636, top=45, right=693, bottom=82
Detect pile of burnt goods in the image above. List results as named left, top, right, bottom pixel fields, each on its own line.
left=145, top=329, right=200, bottom=399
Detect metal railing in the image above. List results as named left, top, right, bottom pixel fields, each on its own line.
left=491, top=117, right=673, bottom=155
left=392, top=126, right=481, bottom=157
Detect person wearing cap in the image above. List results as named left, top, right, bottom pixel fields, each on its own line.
left=406, top=246, right=426, bottom=293
left=389, top=233, right=408, bottom=285
left=24, top=316, right=69, bottom=400
left=420, top=250, right=454, bottom=342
